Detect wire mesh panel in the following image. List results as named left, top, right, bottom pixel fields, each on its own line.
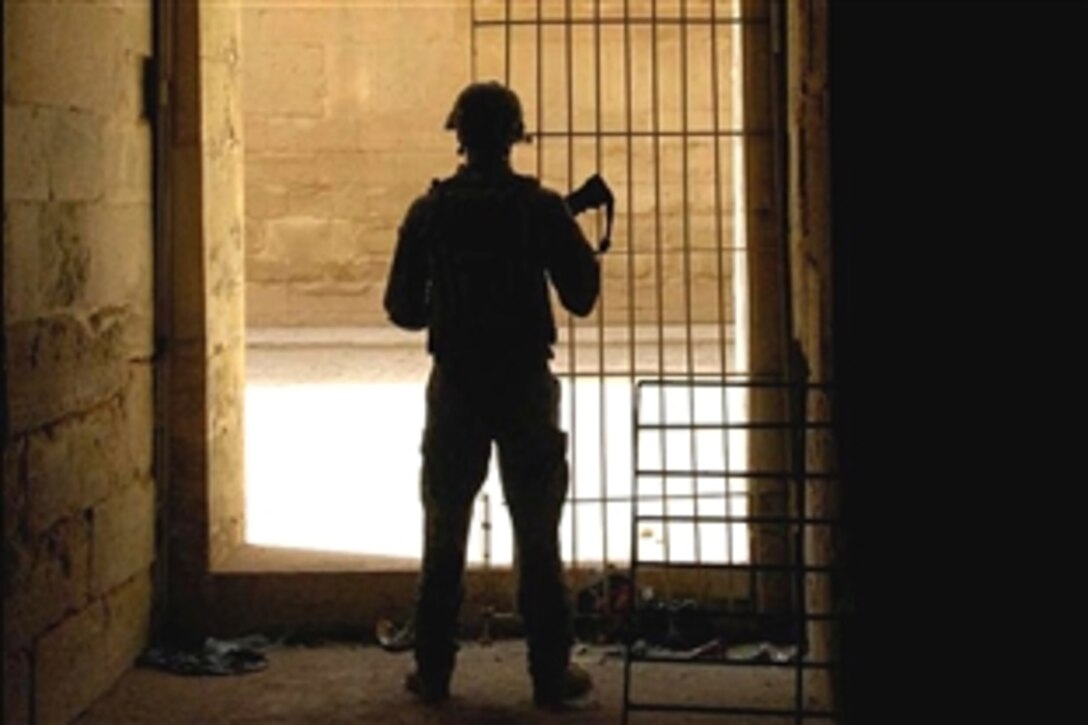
left=625, top=377, right=838, bottom=723
left=470, top=0, right=755, bottom=573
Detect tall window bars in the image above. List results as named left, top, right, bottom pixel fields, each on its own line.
left=468, top=0, right=756, bottom=574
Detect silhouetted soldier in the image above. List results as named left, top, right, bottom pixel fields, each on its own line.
left=384, top=81, right=600, bottom=708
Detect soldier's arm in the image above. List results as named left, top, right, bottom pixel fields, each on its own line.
left=541, top=190, right=600, bottom=317
left=384, top=195, right=434, bottom=330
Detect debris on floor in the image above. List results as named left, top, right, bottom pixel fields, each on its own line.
left=725, top=641, right=799, bottom=664
left=375, top=618, right=415, bottom=653
left=137, top=635, right=271, bottom=676
left=574, top=570, right=635, bottom=643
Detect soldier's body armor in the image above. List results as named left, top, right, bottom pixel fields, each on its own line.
left=426, top=172, right=556, bottom=373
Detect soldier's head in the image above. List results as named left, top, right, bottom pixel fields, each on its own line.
left=445, top=82, right=529, bottom=161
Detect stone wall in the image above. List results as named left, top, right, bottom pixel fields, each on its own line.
left=3, top=1, right=155, bottom=723
left=785, top=0, right=837, bottom=711
left=241, top=1, right=471, bottom=327
left=242, top=0, right=743, bottom=329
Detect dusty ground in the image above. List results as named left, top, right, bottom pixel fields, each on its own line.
left=78, top=640, right=813, bottom=724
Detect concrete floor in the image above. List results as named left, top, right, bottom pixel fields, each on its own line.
left=79, top=640, right=813, bottom=724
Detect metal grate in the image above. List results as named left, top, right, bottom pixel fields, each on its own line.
left=470, top=0, right=764, bottom=572
left=470, top=3, right=842, bottom=721
left=624, top=375, right=839, bottom=722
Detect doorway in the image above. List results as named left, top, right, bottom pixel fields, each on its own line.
left=240, top=0, right=757, bottom=573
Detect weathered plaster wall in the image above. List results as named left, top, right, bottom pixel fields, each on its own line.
left=3, top=2, right=155, bottom=722
left=241, top=0, right=743, bottom=328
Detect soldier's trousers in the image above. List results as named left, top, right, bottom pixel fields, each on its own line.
left=413, top=362, right=573, bottom=688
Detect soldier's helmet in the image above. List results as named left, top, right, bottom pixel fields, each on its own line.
left=445, top=82, right=530, bottom=153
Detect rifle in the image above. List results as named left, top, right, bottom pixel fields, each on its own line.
left=565, top=173, right=615, bottom=255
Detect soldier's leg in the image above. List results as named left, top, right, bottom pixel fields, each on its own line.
left=412, top=367, right=491, bottom=698
left=495, top=372, right=575, bottom=699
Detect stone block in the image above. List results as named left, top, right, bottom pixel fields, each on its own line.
left=355, top=226, right=397, bottom=256
left=103, top=571, right=152, bottom=677
left=49, top=109, right=105, bottom=202
left=26, top=412, right=103, bottom=535
left=101, top=120, right=152, bottom=205
left=5, top=2, right=127, bottom=113
left=264, top=215, right=331, bottom=269
left=120, top=0, right=152, bottom=57
left=5, top=313, right=129, bottom=435
left=3, top=648, right=31, bottom=725
left=285, top=183, right=334, bottom=218
left=4, top=202, right=42, bottom=323
left=123, top=365, right=155, bottom=487
left=324, top=42, right=370, bottom=118
left=243, top=43, right=325, bottom=117
left=329, top=180, right=376, bottom=220
left=83, top=203, right=153, bottom=317
left=265, top=117, right=358, bottom=153
left=244, top=181, right=290, bottom=220
left=244, top=113, right=269, bottom=150
left=38, top=202, right=91, bottom=309
left=244, top=282, right=291, bottom=327
left=4, top=515, right=92, bottom=652
left=32, top=596, right=111, bottom=725
left=91, top=481, right=154, bottom=595
left=245, top=153, right=330, bottom=189
left=4, top=106, right=50, bottom=201
left=3, top=440, right=26, bottom=546
left=22, top=378, right=148, bottom=536
left=245, top=6, right=340, bottom=45
left=3, top=2, right=62, bottom=106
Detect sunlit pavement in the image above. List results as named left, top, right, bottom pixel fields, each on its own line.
left=245, top=327, right=749, bottom=566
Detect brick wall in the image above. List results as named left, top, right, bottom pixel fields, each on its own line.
left=3, top=2, right=155, bottom=722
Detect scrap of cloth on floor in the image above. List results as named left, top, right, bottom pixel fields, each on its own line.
left=138, top=635, right=271, bottom=676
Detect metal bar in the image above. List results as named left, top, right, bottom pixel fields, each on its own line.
left=623, top=0, right=637, bottom=583
left=536, top=0, right=543, bottom=179
left=624, top=142, right=639, bottom=723
left=631, top=609, right=843, bottom=622
left=594, top=0, right=609, bottom=574
left=637, top=421, right=832, bottom=430
left=637, top=378, right=833, bottom=389
left=636, top=469, right=835, bottom=479
left=625, top=702, right=838, bottom=718
left=650, top=0, right=669, bottom=576
left=572, top=244, right=753, bottom=253
left=629, top=656, right=837, bottom=670
left=623, top=0, right=636, bottom=425
left=565, top=0, right=578, bottom=568
left=470, top=0, right=477, bottom=79
left=793, top=383, right=807, bottom=725
left=619, top=0, right=636, bottom=707
left=710, top=0, right=734, bottom=569
left=633, top=561, right=839, bottom=573
left=634, top=514, right=836, bottom=526
left=474, top=18, right=770, bottom=28
left=570, top=491, right=748, bottom=504
left=531, top=129, right=769, bottom=137
left=503, top=0, right=511, bottom=86
left=679, top=0, right=702, bottom=569
left=553, top=370, right=828, bottom=382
